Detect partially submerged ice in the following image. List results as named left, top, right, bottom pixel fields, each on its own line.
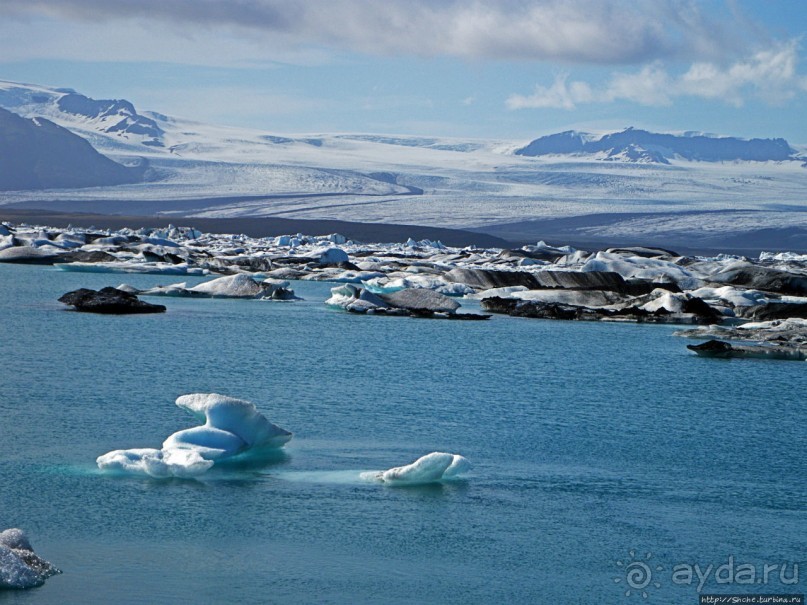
left=0, top=529, right=61, bottom=589
left=361, top=452, right=471, bottom=485
left=97, top=393, right=292, bottom=478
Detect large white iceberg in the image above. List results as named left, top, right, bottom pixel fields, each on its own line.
left=97, top=393, right=292, bottom=478
left=361, top=452, right=471, bottom=485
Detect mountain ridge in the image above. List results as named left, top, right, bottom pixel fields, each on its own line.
left=515, top=127, right=798, bottom=164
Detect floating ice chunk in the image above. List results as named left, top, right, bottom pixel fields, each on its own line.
left=0, top=529, right=61, bottom=589
left=166, top=393, right=293, bottom=456
left=96, top=448, right=214, bottom=478
left=361, top=452, right=471, bottom=485
left=581, top=252, right=700, bottom=288
left=639, top=290, right=688, bottom=314
left=188, top=273, right=264, bottom=298
left=363, top=275, right=475, bottom=296
left=688, top=286, right=770, bottom=307
left=97, top=394, right=292, bottom=477
left=142, top=275, right=299, bottom=300
left=307, top=247, right=349, bottom=265
left=466, top=286, right=529, bottom=300
left=325, top=284, right=385, bottom=312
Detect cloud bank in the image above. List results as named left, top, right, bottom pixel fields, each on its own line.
left=0, top=0, right=755, bottom=65
left=507, top=42, right=807, bottom=110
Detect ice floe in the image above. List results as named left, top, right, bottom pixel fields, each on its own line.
left=361, top=452, right=471, bottom=485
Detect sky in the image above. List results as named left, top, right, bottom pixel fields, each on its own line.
left=1, top=0, right=806, bottom=143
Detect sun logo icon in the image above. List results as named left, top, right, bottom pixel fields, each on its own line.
left=614, top=550, right=663, bottom=599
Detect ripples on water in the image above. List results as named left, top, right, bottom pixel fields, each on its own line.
left=0, top=264, right=804, bottom=603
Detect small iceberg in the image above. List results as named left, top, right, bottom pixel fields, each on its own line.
left=0, top=529, right=61, bottom=589
left=97, top=393, right=292, bottom=478
left=361, top=452, right=471, bottom=485
left=139, top=274, right=299, bottom=300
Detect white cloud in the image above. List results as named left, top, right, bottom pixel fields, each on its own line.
left=506, top=73, right=593, bottom=110
left=0, top=0, right=755, bottom=65
left=509, top=41, right=807, bottom=110
left=605, top=63, right=673, bottom=106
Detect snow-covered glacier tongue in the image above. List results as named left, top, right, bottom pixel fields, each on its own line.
left=361, top=452, right=471, bottom=486
left=96, top=393, right=292, bottom=478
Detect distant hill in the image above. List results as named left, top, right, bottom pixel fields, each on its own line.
left=0, top=107, right=147, bottom=190
left=514, top=127, right=797, bottom=164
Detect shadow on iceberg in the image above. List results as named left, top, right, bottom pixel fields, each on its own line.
left=96, top=393, right=292, bottom=478
left=360, top=452, right=471, bottom=486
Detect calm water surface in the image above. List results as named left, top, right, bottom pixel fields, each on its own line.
left=0, top=264, right=804, bottom=604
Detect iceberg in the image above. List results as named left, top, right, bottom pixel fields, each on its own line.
left=188, top=273, right=267, bottom=298
left=140, top=274, right=299, bottom=300
left=97, top=393, right=292, bottom=478
left=306, top=246, right=349, bottom=265
left=361, top=452, right=471, bottom=485
left=0, top=529, right=61, bottom=589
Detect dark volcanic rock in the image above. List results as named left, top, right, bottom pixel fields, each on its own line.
left=58, top=287, right=166, bottom=314
left=687, top=339, right=733, bottom=356
left=687, top=338, right=806, bottom=360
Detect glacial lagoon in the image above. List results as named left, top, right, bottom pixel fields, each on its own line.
left=1, top=264, right=805, bottom=603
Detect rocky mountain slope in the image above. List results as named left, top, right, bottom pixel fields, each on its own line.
left=0, top=107, right=146, bottom=190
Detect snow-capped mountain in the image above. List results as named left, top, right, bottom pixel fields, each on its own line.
left=515, top=127, right=797, bottom=164
left=56, top=91, right=164, bottom=145
left=0, top=81, right=163, bottom=149
left=0, top=79, right=806, bottom=252
left=0, top=106, right=146, bottom=190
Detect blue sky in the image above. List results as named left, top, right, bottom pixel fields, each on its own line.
left=1, top=1, right=806, bottom=142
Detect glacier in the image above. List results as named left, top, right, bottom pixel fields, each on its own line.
left=1, top=80, right=806, bottom=253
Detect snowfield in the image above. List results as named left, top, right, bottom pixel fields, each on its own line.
left=1, top=80, right=806, bottom=244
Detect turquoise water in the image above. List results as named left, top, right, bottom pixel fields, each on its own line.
left=0, top=264, right=804, bottom=604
